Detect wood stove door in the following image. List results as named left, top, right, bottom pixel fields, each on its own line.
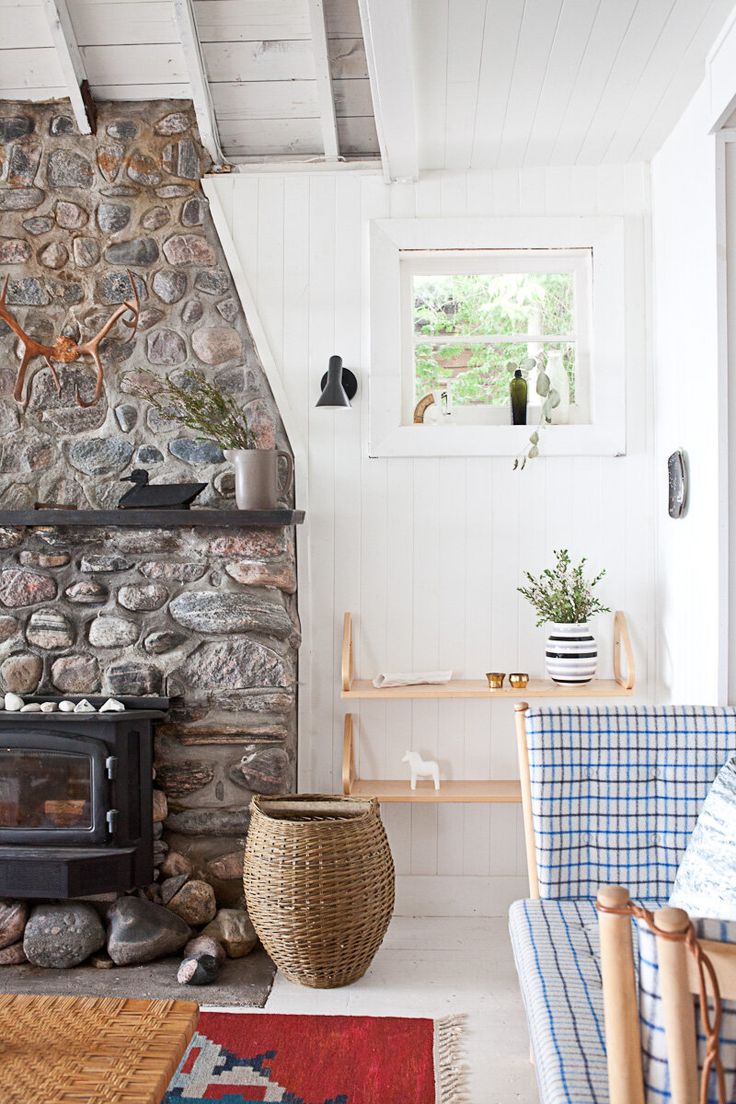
left=0, top=729, right=109, bottom=845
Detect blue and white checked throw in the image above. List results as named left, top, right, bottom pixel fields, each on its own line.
left=525, top=706, right=736, bottom=901
left=636, top=915, right=736, bottom=1104
left=510, top=897, right=610, bottom=1104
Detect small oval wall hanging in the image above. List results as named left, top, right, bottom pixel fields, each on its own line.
left=668, top=449, right=687, bottom=518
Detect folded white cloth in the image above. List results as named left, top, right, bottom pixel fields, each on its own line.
left=372, top=670, right=453, bottom=688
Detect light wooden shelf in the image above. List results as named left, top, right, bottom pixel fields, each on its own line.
left=349, top=778, right=523, bottom=804
left=343, top=677, right=632, bottom=700
left=341, top=715, right=521, bottom=804
left=340, top=610, right=635, bottom=699
left=340, top=611, right=635, bottom=805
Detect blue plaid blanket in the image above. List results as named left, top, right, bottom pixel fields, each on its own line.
left=510, top=898, right=610, bottom=1104
left=524, top=706, right=736, bottom=901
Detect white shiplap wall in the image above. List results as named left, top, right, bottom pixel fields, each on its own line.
left=212, top=163, right=655, bottom=915
left=651, top=84, right=724, bottom=705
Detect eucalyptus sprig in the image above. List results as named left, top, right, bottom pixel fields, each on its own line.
left=513, top=354, right=560, bottom=470
left=518, top=549, right=610, bottom=626
left=133, top=370, right=253, bottom=450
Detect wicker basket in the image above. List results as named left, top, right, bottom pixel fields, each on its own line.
left=243, top=793, right=395, bottom=988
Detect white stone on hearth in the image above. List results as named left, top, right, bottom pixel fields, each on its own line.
left=58, top=700, right=76, bottom=712
left=99, top=698, right=125, bottom=713
left=21, top=703, right=41, bottom=712
left=74, top=699, right=96, bottom=713
left=40, top=701, right=57, bottom=712
left=5, top=692, right=23, bottom=711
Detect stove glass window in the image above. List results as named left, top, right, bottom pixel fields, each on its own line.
left=0, top=749, right=92, bottom=830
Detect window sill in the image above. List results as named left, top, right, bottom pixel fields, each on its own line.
left=368, top=423, right=626, bottom=458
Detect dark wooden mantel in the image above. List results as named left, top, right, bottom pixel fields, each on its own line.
left=0, top=509, right=305, bottom=528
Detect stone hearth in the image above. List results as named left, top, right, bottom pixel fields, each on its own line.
left=0, top=99, right=299, bottom=982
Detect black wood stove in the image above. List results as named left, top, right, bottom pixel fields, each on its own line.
left=0, top=696, right=168, bottom=898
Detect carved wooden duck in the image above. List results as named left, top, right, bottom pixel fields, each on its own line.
left=118, top=469, right=207, bottom=510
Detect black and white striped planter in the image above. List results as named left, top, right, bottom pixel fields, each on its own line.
left=544, top=622, right=597, bottom=684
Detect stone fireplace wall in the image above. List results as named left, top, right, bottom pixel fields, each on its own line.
left=0, top=100, right=298, bottom=908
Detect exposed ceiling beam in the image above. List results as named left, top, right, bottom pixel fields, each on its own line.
left=40, top=0, right=96, bottom=135
left=306, top=0, right=340, bottom=162
left=357, top=0, right=418, bottom=182
left=173, top=0, right=227, bottom=170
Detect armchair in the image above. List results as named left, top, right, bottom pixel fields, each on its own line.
left=509, top=705, right=736, bottom=1104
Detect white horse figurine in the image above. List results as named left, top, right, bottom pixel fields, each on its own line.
left=401, top=750, right=440, bottom=791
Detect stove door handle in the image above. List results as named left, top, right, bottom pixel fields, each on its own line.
left=106, top=809, right=118, bottom=834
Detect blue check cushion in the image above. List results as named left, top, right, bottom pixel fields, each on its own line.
left=509, top=898, right=610, bottom=1103
left=525, top=707, right=736, bottom=901
left=636, top=916, right=736, bottom=1104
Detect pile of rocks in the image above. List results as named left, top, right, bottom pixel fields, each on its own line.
left=2, top=691, right=125, bottom=712
left=0, top=887, right=257, bottom=985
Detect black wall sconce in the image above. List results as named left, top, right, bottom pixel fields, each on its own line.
left=316, top=354, right=358, bottom=408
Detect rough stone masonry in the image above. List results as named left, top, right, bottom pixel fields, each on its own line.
left=0, top=100, right=299, bottom=911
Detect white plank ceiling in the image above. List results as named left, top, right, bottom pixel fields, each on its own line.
left=413, top=0, right=736, bottom=169
left=0, top=0, right=379, bottom=161
left=0, top=0, right=734, bottom=169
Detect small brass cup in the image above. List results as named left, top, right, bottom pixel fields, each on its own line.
left=509, top=672, right=529, bottom=690
left=486, top=672, right=505, bottom=690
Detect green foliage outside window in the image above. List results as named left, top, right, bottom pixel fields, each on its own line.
left=413, top=272, right=576, bottom=406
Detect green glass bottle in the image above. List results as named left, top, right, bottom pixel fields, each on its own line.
left=510, top=368, right=527, bottom=425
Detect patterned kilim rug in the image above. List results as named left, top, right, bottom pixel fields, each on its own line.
left=164, top=1011, right=466, bottom=1103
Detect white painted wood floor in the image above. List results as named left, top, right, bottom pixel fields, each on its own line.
left=205, top=916, right=538, bottom=1103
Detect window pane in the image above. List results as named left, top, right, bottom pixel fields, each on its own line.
left=0, top=750, right=92, bottom=829
left=415, top=341, right=576, bottom=408
left=413, top=272, right=575, bottom=339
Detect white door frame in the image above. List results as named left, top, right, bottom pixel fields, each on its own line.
left=717, top=128, right=736, bottom=704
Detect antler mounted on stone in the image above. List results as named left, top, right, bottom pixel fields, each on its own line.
left=0, top=270, right=141, bottom=409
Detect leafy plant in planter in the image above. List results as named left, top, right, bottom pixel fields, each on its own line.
left=518, top=549, right=609, bottom=625
left=518, top=550, right=611, bottom=685
left=134, top=370, right=292, bottom=510
left=134, top=370, right=254, bottom=449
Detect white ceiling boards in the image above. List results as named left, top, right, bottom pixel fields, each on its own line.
left=0, top=0, right=379, bottom=163
left=412, top=0, right=736, bottom=170
left=1, top=0, right=734, bottom=172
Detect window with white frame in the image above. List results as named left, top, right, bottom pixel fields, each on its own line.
left=369, top=217, right=626, bottom=458
left=401, top=249, right=592, bottom=427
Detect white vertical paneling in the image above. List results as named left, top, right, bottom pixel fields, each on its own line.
left=436, top=458, right=467, bottom=875
left=651, top=81, right=724, bottom=704
left=382, top=179, right=415, bottom=873
left=461, top=460, right=493, bottom=877
left=256, top=176, right=285, bottom=365
left=217, top=159, right=654, bottom=915
left=306, top=174, right=340, bottom=801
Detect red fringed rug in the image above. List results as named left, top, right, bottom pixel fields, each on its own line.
left=164, top=1011, right=465, bottom=1104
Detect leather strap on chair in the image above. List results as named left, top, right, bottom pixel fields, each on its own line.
left=596, top=899, right=726, bottom=1104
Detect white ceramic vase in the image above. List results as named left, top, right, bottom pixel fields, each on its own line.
left=223, top=448, right=293, bottom=510
left=544, top=622, right=597, bottom=684
left=545, top=349, right=569, bottom=424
